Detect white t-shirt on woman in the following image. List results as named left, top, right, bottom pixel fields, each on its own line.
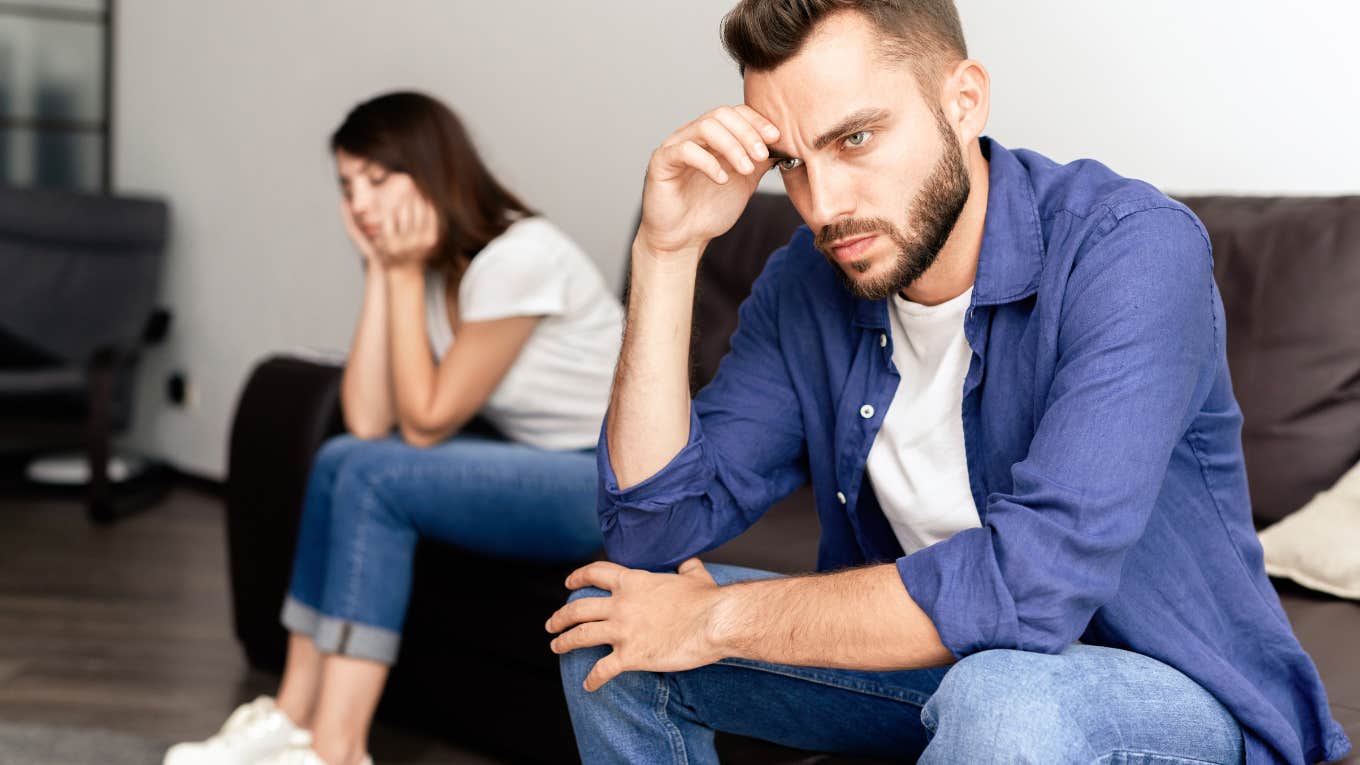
left=423, top=217, right=622, bottom=451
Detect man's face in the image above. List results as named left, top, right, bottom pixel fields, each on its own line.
left=744, top=11, right=971, bottom=301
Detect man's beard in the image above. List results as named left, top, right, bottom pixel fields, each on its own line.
left=814, top=109, right=971, bottom=301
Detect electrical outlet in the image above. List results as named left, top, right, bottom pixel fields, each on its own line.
left=166, top=371, right=199, bottom=409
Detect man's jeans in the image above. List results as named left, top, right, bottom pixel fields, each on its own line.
left=560, top=564, right=1245, bottom=764
left=283, top=433, right=602, bottom=664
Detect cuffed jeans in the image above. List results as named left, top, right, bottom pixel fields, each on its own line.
left=283, top=433, right=602, bottom=664
left=560, top=564, right=1245, bottom=764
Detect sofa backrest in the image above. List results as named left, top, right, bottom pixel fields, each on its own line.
left=1179, top=196, right=1360, bottom=525
left=687, top=193, right=1360, bottom=527
left=690, top=192, right=807, bottom=391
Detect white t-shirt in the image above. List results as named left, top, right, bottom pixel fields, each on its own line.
left=864, top=287, right=981, bottom=555
left=424, top=217, right=622, bottom=451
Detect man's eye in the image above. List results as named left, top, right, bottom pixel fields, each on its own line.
left=844, top=130, right=872, bottom=148
left=776, top=157, right=803, bottom=172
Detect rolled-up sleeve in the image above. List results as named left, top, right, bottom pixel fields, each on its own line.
left=598, top=247, right=809, bottom=571
left=898, top=206, right=1218, bottom=657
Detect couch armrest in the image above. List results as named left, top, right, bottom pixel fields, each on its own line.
left=225, top=354, right=345, bottom=669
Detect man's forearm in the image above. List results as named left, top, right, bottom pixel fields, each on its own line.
left=606, top=241, right=705, bottom=489
left=708, top=563, right=955, bottom=670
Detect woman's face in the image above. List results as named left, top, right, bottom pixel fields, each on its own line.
left=335, top=148, right=427, bottom=242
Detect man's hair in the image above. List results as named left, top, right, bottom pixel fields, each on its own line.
left=721, top=0, right=967, bottom=92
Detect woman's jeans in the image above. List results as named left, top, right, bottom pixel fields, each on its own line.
left=561, top=564, right=1246, bottom=765
left=282, top=433, right=601, bottom=664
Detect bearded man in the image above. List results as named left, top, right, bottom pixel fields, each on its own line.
left=546, top=2, right=1349, bottom=763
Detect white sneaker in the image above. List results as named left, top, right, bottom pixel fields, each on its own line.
left=258, top=743, right=374, bottom=765
left=163, top=696, right=311, bottom=765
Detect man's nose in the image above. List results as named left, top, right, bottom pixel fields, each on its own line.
left=803, top=164, right=854, bottom=233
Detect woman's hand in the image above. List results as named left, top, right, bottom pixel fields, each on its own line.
left=340, top=199, right=382, bottom=268
left=376, top=190, right=441, bottom=272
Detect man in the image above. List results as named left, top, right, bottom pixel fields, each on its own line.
left=545, top=1, right=1349, bottom=763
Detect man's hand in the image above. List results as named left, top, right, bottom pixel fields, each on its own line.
left=546, top=558, right=724, bottom=692
left=375, top=184, right=440, bottom=271
left=637, top=105, right=780, bottom=259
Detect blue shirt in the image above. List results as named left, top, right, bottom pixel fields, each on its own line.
left=597, top=138, right=1349, bottom=765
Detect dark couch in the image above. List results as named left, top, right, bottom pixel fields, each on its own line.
left=226, top=193, right=1359, bottom=763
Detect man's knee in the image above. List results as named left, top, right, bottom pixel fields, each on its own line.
left=923, top=649, right=1082, bottom=762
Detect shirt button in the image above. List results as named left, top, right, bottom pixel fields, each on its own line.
left=879, top=333, right=887, bottom=348
left=860, top=404, right=875, bottom=419
left=836, top=491, right=847, bottom=504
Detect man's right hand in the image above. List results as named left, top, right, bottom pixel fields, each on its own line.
left=636, top=105, right=781, bottom=259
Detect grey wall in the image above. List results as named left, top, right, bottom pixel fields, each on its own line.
left=113, top=1, right=1360, bottom=479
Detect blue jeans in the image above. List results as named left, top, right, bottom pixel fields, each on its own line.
left=283, top=433, right=601, bottom=664
left=560, top=564, right=1245, bottom=764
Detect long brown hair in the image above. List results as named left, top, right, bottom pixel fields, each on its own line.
left=331, top=91, right=534, bottom=271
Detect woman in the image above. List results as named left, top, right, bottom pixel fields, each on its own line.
left=165, top=92, right=621, bottom=765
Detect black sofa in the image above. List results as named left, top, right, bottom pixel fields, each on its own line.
left=226, top=193, right=1359, bottom=763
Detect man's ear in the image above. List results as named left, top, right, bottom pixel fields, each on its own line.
left=941, top=58, right=990, bottom=143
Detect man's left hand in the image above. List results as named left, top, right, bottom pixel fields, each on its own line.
left=546, top=558, right=724, bottom=692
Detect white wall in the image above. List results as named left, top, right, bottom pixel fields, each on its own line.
left=114, top=0, right=744, bottom=477
left=959, top=1, right=1360, bottom=194
left=114, top=1, right=1360, bottom=479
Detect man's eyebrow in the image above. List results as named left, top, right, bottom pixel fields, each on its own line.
left=812, top=108, right=890, bottom=151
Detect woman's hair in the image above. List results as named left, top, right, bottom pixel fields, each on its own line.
left=331, top=91, right=534, bottom=271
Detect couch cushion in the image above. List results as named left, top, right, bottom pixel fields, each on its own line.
left=1260, top=460, right=1360, bottom=599
left=1179, top=196, right=1360, bottom=525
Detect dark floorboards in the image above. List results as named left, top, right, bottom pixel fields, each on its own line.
left=0, top=485, right=501, bottom=764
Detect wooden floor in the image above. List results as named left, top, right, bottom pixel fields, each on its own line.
left=0, top=484, right=500, bottom=764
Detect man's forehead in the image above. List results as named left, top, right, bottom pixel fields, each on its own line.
left=741, top=21, right=917, bottom=146
left=744, top=71, right=900, bottom=155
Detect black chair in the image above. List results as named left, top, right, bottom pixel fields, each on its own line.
left=0, top=185, right=169, bottom=523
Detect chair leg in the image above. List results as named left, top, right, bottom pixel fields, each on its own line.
left=86, top=354, right=115, bottom=524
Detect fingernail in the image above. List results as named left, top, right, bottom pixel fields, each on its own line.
left=763, top=125, right=779, bottom=139
left=717, top=170, right=730, bottom=183
left=740, top=158, right=754, bottom=174
left=752, top=143, right=768, bottom=160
